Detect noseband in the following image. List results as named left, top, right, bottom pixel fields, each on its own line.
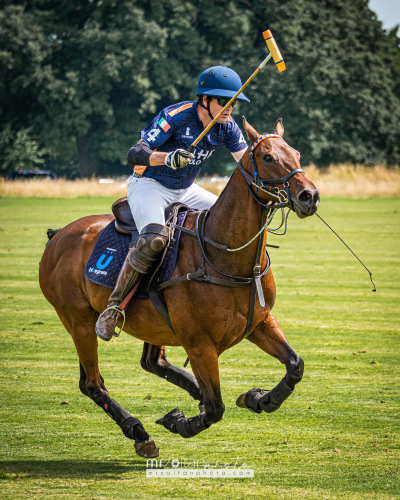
left=237, top=133, right=304, bottom=211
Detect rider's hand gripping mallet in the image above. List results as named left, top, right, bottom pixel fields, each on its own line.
left=188, top=30, right=285, bottom=153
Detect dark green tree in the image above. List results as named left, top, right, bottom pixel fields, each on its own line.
left=0, top=4, right=56, bottom=171
left=231, top=0, right=400, bottom=166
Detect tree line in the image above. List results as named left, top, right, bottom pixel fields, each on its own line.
left=1, top=0, right=399, bottom=178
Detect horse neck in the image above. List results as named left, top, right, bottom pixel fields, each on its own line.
left=205, top=159, right=268, bottom=275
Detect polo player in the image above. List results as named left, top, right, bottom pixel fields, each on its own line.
left=95, top=66, right=250, bottom=341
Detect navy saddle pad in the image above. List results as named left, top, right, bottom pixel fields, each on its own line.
left=85, top=213, right=186, bottom=296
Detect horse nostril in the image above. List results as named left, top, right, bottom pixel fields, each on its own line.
left=298, top=190, right=313, bottom=205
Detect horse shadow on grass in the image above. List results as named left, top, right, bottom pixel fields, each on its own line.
left=0, top=460, right=147, bottom=479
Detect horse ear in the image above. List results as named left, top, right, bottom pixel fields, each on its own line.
left=272, top=118, right=284, bottom=137
left=242, top=116, right=259, bottom=143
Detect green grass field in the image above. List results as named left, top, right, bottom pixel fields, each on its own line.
left=0, top=197, right=399, bottom=500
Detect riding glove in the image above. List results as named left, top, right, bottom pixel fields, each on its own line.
left=165, top=149, right=194, bottom=170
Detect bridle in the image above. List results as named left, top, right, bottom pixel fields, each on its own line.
left=237, top=133, right=304, bottom=211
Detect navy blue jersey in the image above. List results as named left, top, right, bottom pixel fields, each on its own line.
left=134, top=101, right=247, bottom=189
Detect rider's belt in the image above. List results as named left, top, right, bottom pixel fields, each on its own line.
left=132, top=171, right=142, bottom=178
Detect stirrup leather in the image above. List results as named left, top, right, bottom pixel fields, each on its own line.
left=97, top=305, right=126, bottom=337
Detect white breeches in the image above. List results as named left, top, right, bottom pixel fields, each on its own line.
left=127, top=176, right=218, bottom=233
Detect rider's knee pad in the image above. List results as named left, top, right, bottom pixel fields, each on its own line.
left=129, top=224, right=169, bottom=273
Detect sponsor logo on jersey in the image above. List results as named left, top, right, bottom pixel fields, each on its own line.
left=188, top=149, right=214, bottom=165
left=181, top=127, right=194, bottom=139
left=157, top=117, right=170, bottom=132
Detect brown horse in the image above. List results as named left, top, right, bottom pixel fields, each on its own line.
left=39, top=118, right=320, bottom=458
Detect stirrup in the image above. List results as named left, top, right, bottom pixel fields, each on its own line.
left=97, top=305, right=126, bottom=337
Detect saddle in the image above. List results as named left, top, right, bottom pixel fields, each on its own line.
left=112, top=197, right=185, bottom=237
left=112, top=197, right=137, bottom=235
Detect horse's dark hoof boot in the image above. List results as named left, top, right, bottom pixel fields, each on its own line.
left=155, top=408, right=183, bottom=427
left=95, top=309, right=119, bottom=342
left=134, top=438, right=159, bottom=458
left=155, top=408, right=184, bottom=434
left=236, top=388, right=265, bottom=413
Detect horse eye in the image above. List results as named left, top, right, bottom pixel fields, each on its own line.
left=263, top=154, right=273, bottom=162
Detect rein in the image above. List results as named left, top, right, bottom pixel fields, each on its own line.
left=159, top=134, right=304, bottom=340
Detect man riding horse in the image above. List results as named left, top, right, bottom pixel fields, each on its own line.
left=95, top=66, right=250, bottom=341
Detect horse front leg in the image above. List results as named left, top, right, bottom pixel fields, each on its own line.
left=155, top=344, right=223, bottom=438
left=236, top=312, right=304, bottom=414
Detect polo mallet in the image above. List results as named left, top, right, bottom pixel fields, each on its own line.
left=188, top=30, right=285, bottom=153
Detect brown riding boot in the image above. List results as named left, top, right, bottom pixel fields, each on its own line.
left=95, top=223, right=169, bottom=341
left=95, top=252, right=139, bottom=342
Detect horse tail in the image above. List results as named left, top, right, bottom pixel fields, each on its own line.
left=46, top=228, right=62, bottom=245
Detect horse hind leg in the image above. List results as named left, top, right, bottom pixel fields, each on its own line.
left=56, top=307, right=159, bottom=458
left=236, top=312, right=303, bottom=414
left=140, top=343, right=203, bottom=408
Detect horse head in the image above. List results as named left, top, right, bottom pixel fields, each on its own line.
left=242, top=118, right=320, bottom=218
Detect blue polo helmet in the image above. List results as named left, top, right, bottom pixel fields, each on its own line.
left=196, top=66, right=250, bottom=103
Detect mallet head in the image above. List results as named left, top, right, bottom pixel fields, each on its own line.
left=263, top=30, right=285, bottom=72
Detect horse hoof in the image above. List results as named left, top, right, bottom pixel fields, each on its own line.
left=236, top=392, right=248, bottom=409
left=134, top=438, right=159, bottom=458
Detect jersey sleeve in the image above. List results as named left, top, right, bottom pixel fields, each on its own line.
left=141, top=108, right=174, bottom=149
left=225, top=120, right=248, bottom=153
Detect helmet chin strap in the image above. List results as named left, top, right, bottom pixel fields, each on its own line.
left=198, top=97, right=214, bottom=121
